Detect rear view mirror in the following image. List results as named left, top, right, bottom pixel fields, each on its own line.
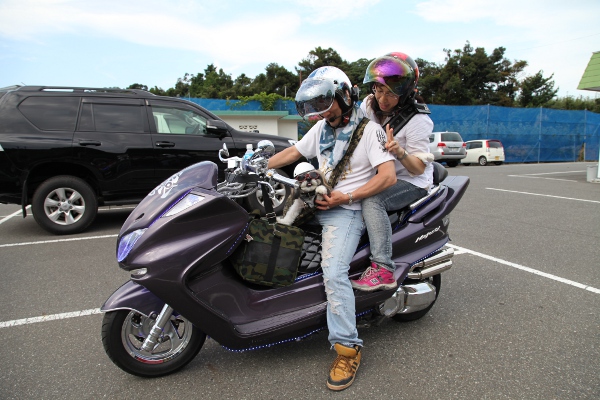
left=218, top=143, right=230, bottom=161
left=255, top=140, right=275, bottom=158
left=207, top=119, right=228, bottom=132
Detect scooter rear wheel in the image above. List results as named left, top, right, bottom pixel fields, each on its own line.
left=102, top=310, right=206, bottom=377
left=392, top=274, right=441, bottom=322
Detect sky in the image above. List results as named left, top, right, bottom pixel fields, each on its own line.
left=1, top=0, right=599, bottom=99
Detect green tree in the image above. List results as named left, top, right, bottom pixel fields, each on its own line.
left=232, top=73, right=254, bottom=97
left=346, top=57, right=372, bottom=97
left=127, top=83, right=148, bottom=91
left=297, top=47, right=349, bottom=78
left=250, top=63, right=298, bottom=97
left=190, top=64, right=235, bottom=98
left=151, top=43, right=576, bottom=110
left=165, top=73, right=191, bottom=98
left=414, top=58, right=443, bottom=103
left=149, top=86, right=167, bottom=96
left=417, top=41, right=530, bottom=106
left=545, top=95, right=600, bottom=112
left=517, top=71, right=559, bottom=107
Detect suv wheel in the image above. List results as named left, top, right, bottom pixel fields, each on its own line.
left=32, top=176, right=98, bottom=235
left=446, top=161, right=459, bottom=168
left=245, top=169, right=291, bottom=215
left=478, top=156, right=488, bottom=166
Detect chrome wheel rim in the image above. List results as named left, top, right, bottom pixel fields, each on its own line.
left=121, top=311, right=194, bottom=364
left=42, top=187, right=85, bottom=226
left=255, top=182, right=287, bottom=208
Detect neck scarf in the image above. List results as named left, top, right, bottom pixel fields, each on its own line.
left=319, top=104, right=365, bottom=171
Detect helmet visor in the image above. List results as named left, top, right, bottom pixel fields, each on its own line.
left=363, top=57, right=414, bottom=96
left=295, top=79, right=336, bottom=118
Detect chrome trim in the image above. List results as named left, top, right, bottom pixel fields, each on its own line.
left=409, top=247, right=454, bottom=272
left=407, top=260, right=453, bottom=279
left=410, top=185, right=441, bottom=210
left=397, top=282, right=437, bottom=314
left=377, top=288, right=406, bottom=317
left=140, top=304, right=174, bottom=352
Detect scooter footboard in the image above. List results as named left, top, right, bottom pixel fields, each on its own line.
left=101, top=280, right=166, bottom=317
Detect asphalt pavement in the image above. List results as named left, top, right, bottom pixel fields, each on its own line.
left=0, top=162, right=598, bottom=399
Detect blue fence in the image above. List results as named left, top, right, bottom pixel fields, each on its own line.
left=428, top=105, right=600, bottom=163
left=188, top=98, right=600, bottom=163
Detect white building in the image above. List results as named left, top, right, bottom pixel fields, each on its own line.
left=212, top=110, right=302, bottom=141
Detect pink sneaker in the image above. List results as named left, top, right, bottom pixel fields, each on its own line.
left=351, top=263, right=397, bottom=292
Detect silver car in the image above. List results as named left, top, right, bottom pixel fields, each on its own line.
left=428, top=131, right=466, bottom=167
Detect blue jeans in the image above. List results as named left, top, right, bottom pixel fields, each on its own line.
left=315, top=207, right=365, bottom=348
left=362, top=180, right=427, bottom=272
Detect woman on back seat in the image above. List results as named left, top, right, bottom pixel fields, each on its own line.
left=351, top=52, right=434, bottom=292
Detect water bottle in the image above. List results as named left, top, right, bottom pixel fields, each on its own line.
left=242, top=143, right=254, bottom=171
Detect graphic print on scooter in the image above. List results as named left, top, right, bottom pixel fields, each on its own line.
left=101, top=141, right=469, bottom=378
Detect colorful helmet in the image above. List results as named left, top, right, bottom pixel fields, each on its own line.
left=385, top=52, right=419, bottom=83
left=363, top=53, right=418, bottom=106
left=295, top=66, right=353, bottom=118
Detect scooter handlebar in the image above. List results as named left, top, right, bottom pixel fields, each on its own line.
left=267, top=170, right=299, bottom=190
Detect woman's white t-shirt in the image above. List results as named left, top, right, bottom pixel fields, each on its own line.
left=360, top=95, right=433, bottom=190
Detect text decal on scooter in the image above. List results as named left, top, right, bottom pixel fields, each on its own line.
left=415, top=226, right=440, bottom=243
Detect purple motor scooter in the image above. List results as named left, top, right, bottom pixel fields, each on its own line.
left=101, top=140, right=469, bottom=377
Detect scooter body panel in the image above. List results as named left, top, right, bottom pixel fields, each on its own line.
left=104, top=159, right=470, bottom=350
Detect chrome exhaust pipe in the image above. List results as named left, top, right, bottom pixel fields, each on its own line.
left=377, top=281, right=439, bottom=317
left=410, top=247, right=454, bottom=271
left=376, top=247, right=454, bottom=318
left=407, top=260, right=452, bottom=279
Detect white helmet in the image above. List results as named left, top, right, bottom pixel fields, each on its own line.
left=293, top=162, right=316, bottom=177
left=295, top=66, right=353, bottom=118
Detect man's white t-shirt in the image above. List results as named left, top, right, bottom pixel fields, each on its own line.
left=360, top=96, right=433, bottom=190
left=295, top=118, right=395, bottom=210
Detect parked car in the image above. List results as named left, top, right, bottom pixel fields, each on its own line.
left=461, top=139, right=505, bottom=166
left=0, top=85, right=298, bottom=234
left=428, top=131, right=466, bottom=167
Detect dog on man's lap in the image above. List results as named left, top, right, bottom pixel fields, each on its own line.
left=277, top=162, right=331, bottom=226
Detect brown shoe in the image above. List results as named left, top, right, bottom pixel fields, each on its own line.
left=326, top=343, right=362, bottom=391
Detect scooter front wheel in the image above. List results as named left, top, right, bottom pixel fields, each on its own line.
left=102, top=310, right=206, bottom=377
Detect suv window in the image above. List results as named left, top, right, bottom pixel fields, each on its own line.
left=467, top=142, right=482, bottom=149
left=151, top=106, right=208, bottom=135
left=429, top=134, right=435, bottom=143
left=488, top=140, right=502, bottom=148
left=19, top=96, right=80, bottom=131
left=78, top=102, right=145, bottom=132
left=440, top=132, right=463, bottom=142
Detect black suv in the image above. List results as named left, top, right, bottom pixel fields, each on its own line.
left=0, top=85, right=297, bottom=234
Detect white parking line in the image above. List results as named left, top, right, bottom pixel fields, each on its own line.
left=447, top=244, right=600, bottom=294
left=0, top=308, right=102, bottom=328
left=0, top=234, right=118, bottom=248
left=512, top=171, right=586, bottom=176
left=0, top=206, right=29, bottom=225
left=507, top=170, right=587, bottom=182
left=508, top=175, right=578, bottom=182
left=486, top=188, right=600, bottom=204
left=0, top=244, right=597, bottom=329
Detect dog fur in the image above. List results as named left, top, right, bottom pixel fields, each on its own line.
left=277, top=162, right=331, bottom=226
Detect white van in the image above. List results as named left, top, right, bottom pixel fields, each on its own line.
left=461, top=139, right=505, bottom=166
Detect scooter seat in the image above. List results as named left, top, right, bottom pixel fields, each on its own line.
left=298, top=225, right=323, bottom=274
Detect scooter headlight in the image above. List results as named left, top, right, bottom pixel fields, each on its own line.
left=162, top=193, right=205, bottom=218
left=117, top=228, right=147, bottom=262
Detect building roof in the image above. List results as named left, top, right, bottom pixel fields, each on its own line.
left=212, top=110, right=302, bottom=120
left=577, top=51, right=600, bottom=91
